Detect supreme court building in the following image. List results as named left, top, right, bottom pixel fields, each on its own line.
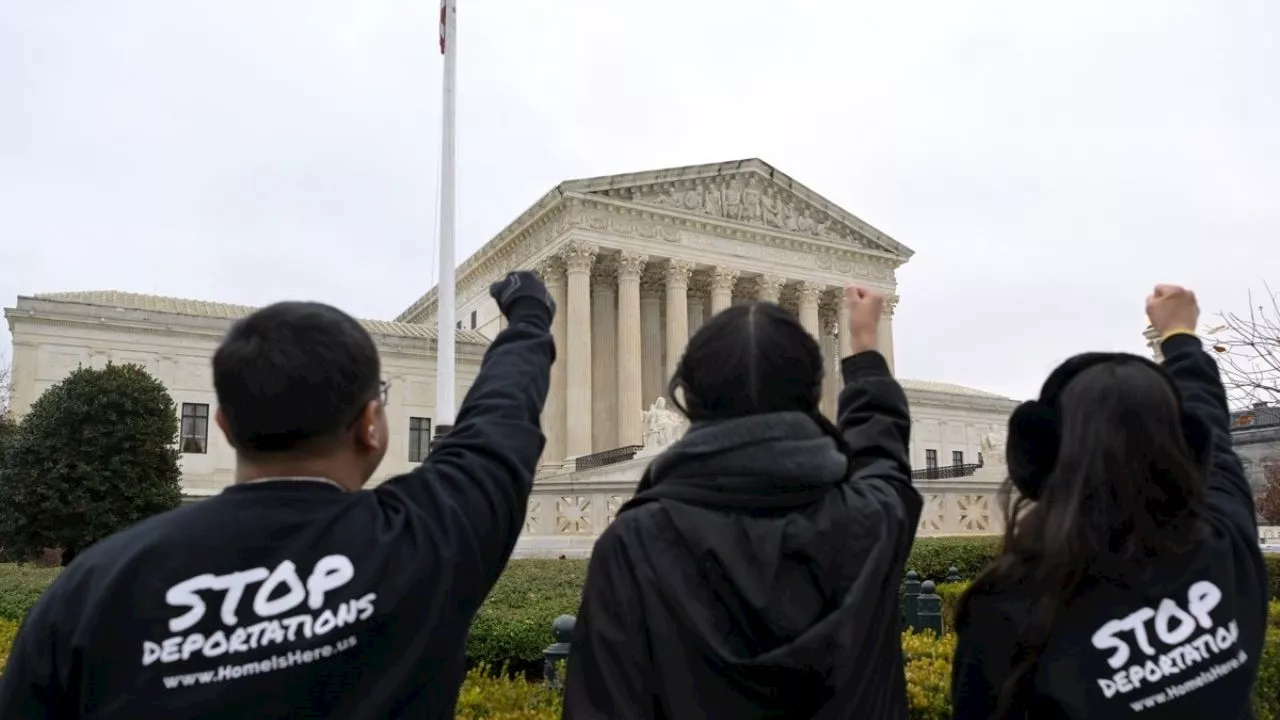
left=5, top=159, right=1019, bottom=550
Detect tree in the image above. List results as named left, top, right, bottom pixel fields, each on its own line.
left=0, top=363, right=183, bottom=565
left=1208, top=283, right=1280, bottom=408
left=1257, top=462, right=1280, bottom=525
left=0, top=356, right=10, bottom=417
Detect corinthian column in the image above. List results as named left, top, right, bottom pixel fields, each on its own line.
left=640, top=267, right=664, bottom=409
left=687, top=273, right=708, bottom=337
left=837, top=293, right=853, bottom=358
left=591, top=258, right=618, bottom=452
left=536, top=258, right=567, bottom=469
left=798, top=282, right=822, bottom=339
left=664, top=259, right=694, bottom=378
left=878, top=294, right=899, bottom=374
left=562, top=241, right=597, bottom=459
left=709, top=267, right=739, bottom=316
left=756, top=274, right=785, bottom=304
left=820, top=301, right=838, bottom=419
left=615, top=251, right=648, bottom=447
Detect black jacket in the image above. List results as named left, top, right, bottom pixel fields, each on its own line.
left=0, top=303, right=554, bottom=719
left=951, top=334, right=1269, bottom=719
left=563, top=350, right=922, bottom=720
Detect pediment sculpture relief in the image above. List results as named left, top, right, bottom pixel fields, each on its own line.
left=609, top=175, right=886, bottom=252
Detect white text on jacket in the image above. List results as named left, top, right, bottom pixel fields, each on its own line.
left=142, top=555, right=377, bottom=667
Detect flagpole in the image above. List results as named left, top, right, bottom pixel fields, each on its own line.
left=433, top=0, right=458, bottom=444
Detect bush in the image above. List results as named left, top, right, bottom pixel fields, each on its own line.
left=906, top=536, right=1001, bottom=581
left=0, top=364, right=183, bottom=564
left=1, top=577, right=1279, bottom=718
left=468, top=559, right=590, bottom=675
left=0, top=565, right=59, bottom=622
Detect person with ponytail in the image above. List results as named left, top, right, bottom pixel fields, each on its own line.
left=951, top=284, right=1268, bottom=719
left=563, top=287, right=921, bottom=720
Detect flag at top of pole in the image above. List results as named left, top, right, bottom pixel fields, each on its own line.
left=433, top=0, right=459, bottom=445
left=439, top=0, right=447, bottom=54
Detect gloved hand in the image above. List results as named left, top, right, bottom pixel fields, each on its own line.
left=489, top=270, right=556, bottom=320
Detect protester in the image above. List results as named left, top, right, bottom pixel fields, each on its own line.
left=563, top=287, right=922, bottom=720
left=951, top=284, right=1267, bottom=718
left=0, top=271, right=556, bottom=718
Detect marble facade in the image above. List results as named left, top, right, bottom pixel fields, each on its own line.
left=4, top=158, right=1019, bottom=544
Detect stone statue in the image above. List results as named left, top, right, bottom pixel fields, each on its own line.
left=641, top=397, right=688, bottom=450
left=980, top=431, right=1008, bottom=466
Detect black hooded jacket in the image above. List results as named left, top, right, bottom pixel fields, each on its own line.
left=0, top=300, right=554, bottom=719
left=951, top=334, right=1269, bottom=718
left=562, top=350, right=922, bottom=720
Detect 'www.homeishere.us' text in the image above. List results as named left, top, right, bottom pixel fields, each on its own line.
left=161, top=636, right=359, bottom=689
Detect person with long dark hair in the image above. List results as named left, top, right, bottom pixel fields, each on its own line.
left=951, top=284, right=1268, bottom=718
left=563, top=287, right=922, bottom=720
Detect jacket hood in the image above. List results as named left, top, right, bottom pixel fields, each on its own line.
left=619, top=412, right=886, bottom=678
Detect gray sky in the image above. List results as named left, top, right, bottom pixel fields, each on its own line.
left=1, top=0, right=1277, bottom=400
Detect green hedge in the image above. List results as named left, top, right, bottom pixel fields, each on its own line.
left=3, top=544, right=1280, bottom=719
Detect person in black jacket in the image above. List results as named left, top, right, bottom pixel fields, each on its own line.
left=0, top=271, right=556, bottom=719
left=563, top=286, right=922, bottom=720
left=951, top=284, right=1268, bottom=719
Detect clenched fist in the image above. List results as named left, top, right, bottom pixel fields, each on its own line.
left=845, top=285, right=883, bottom=354
left=1146, top=284, right=1200, bottom=337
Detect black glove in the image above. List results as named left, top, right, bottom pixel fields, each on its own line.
left=489, top=270, right=556, bottom=320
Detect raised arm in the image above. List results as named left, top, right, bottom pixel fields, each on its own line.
left=1147, top=284, right=1256, bottom=537
left=836, top=287, right=920, bottom=523
left=376, top=272, right=556, bottom=601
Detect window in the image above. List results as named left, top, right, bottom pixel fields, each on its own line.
left=925, top=449, right=938, bottom=469
left=181, top=403, right=209, bottom=454
left=470, top=310, right=477, bottom=329
left=952, top=450, right=964, bottom=466
left=409, top=417, right=433, bottom=462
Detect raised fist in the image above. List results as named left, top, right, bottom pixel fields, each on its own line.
left=845, top=285, right=884, bottom=354
left=489, top=271, right=556, bottom=319
left=1145, top=284, right=1199, bottom=337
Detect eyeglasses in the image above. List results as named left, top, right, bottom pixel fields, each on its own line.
left=378, top=380, right=390, bottom=406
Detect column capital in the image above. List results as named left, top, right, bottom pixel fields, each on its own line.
left=711, top=267, right=740, bottom=293
left=640, top=264, right=665, bottom=298
left=534, top=256, right=566, bottom=284
left=591, top=254, right=618, bottom=290
left=756, top=274, right=785, bottom=300
left=819, top=304, right=838, bottom=332
left=616, top=251, right=649, bottom=281
left=883, top=294, right=900, bottom=317
left=561, top=240, right=598, bottom=274
left=798, top=281, right=825, bottom=305
left=664, top=258, right=695, bottom=287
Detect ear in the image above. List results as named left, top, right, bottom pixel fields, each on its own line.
left=214, top=407, right=233, bottom=445
left=1181, top=412, right=1213, bottom=471
left=354, top=400, right=384, bottom=452
left=1006, top=401, right=1060, bottom=501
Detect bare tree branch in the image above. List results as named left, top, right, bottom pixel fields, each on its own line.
left=0, top=356, right=10, bottom=417
left=1207, top=282, right=1280, bottom=409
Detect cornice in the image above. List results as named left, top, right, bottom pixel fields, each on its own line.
left=9, top=311, right=489, bottom=360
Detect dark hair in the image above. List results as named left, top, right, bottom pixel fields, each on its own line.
left=667, top=302, right=854, bottom=463
left=213, top=301, right=381, bottom=456
left=957, top=359, right=1208, bottom=715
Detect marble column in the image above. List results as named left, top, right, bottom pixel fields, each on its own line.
left=616, top=251, right=648, bottom=447
left=798, top=282, right=822, bottom=339
left=591, top=260, right=618, bottom=452
left=756, top=274, right=785, bottom=304
left=710, top=267, right=739, bottom=316
left=537, top=258, right=567, bottom=469
left=563, top=241, right=597, bottom=460
left=838, top=294, right=853, bottom=358
left=687, top=278, right=707, bottom=338
left=665, top=259, right=694, bottom=378
left=878, top=294, right=899, bottom=374
left=820, top=306, right=839, bottom=419
left=640, top=268, right=664, bottom=409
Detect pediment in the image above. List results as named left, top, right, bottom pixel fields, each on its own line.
left=562, top=159, right=911, bottom=259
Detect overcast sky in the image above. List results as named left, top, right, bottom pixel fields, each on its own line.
left=1, top=0, right=1277, bottom=400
